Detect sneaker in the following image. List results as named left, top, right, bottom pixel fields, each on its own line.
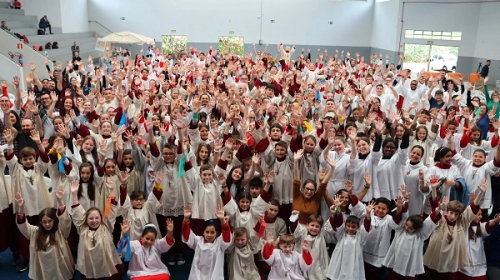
left=17, top=259, right=29, bottom=272
left=12, top=254, right=20, bottom=266
left=166, top=254, right=175, bottom=266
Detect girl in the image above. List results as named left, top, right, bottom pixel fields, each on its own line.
left=293, top=133, right=327, bottom=185
left=376, top=131, right=410, bottom=202
left=449, top=128, right=500, bottom=215
left=262, top=232, right=312, bottom=280
left=190, top=143, right=213, bottom=173
left=79, top=136, right=99, bottom=169
left=47, top=133, right=78, bottom=206
left=222, top=172, right=274, bottom=233
left=76, top=162, right=102, bottom=211
left=70, top=178, right=123, bottom=280
left=409, top=115, right=438, bottom=168
left=182, top=204, right=231, bottom=280
left=382, top=204, right=442, bottom=279
left=121, top=220, right=175, bottom=280
left=320, top=130, right=357, bottom=222
left=349, top=121, right=383, bottom=202
left=458, top=209, right=500, bottom=279
left=15, top=186, right=74, bottom=280
left=460, top=125, right=499, bottom=161
left=403, top=146, right=430, bottom=215
left=117, top=146, right=145, bottom=194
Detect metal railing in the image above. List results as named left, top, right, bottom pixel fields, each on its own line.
left=88, top=20, right=113, bottom=34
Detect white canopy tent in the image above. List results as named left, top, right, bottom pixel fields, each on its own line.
left=98, top=31, right=155, bottom=57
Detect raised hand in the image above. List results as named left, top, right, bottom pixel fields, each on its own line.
left=121, top=220, right=131, bottom=235
left=14, top=192, right=25, bottom=209
left=395, top=196, right=405, bottom=209
left=333, top=194, right=341, bottom=208
left=439, top=196, right=449, bottom=211
left=215, top=204, right=225, bottom=221
left=55, top=185, right=65, bottom=201
left=183, top=205, right=193, bottom=221
left=318, top=167, right=327, bottom=182
left=154, top=171, right=164, bottom=185
left=4, top=128, right=14, bottom=144
left=326, top=155, right=336, bottom=168
left=294, top=149, right=304, bottom=161
left=266, top=231, right=274, bottom=245
left=70, top=180, right=79, bottom=194
left=106, top=176, right=115, bottom=191
left=419, top=169, right=425, bottom=181
left=302, top=239, right=310, bottom=253
left=30, top=130, right=42, bottom=145
left=166, top=218, right=174, bottom=233
left=119, top=171, right=130, bottom=183
left=364, top=172, right=372, bottom=187
left=478, top=178, right=489, bottom=193
left=365, top=200, right=376, bottom=213
left=429, top=174, right=441, bottom=189
left=252, top=153, right=260, bottom=165
left=399, top=185, right=411, bottom=201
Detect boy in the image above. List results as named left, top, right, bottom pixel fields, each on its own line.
left=293, top=214, right=333, bottom=280
left=262, top=232, right=312, bottom=280
left=249, top=177, right=264, bottom=200
left=423, top=177, right=485, bottom=279
left=326, top=199, right=374, bottom=280
left=5, top=129, right=51, bottom=272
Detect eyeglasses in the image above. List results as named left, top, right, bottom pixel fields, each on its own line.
left=304, top=187, right=315, bottom=192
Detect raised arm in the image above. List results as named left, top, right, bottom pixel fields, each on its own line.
left=293, top=149, right=303, bottom=180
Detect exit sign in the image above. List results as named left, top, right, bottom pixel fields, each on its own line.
left=427, top=41, right=433, bottom=45
left=229, top=31, right=234, bottom=34
left=270, top=20, right=275, bottom=23
left=120, top=17, right=125, bottom=20
left=171, top=30, right=176, bottom=33
left=328, top=21, right=333, bottom=24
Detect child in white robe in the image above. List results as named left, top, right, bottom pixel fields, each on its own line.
left=292, top=214, right=334, bottom=280
left=227, top=220, right=264, bottom=280
left=70, top=178, right=123, bottom=279
left=325, top=199, right=375, bottom=280
left=120, top=220, right=175, bottom=280
left=121, top=172, right=164, bottom=241
left=15, top=186, right=74, bottom=280
left=262, top=232, right=313, bottom=280
left=363, top=193, right=408, bottom=280
left=458, top=210, right=500, bottom=279
left=182, top=204, right=232, bottom=280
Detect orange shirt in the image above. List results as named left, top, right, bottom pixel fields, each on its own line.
left=292, top=179, right=327, bottom=224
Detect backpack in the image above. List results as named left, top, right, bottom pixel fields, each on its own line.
left=52, top=41, right=59, bottom=49
left=33, top=45, right=43, bottom=51
left=45, top=42, right=52, bottom=49
left=37, top=29, right=44, bottom=35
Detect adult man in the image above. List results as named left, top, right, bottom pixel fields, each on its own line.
left=71, top=41, right=80, bottom=59
left=38, top=15, right=52, bottom=35
left=37, top=92, right=56, bottom=138
left=481, top=60, right=491, bottom=79
left=72, top=51, right=82, bottom=70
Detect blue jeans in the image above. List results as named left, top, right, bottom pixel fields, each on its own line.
left=40, top=24, right=52, bottom=34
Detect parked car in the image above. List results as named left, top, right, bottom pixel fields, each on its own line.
left=430, top=53, right=457, bottom=72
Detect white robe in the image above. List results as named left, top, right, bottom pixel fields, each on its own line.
left=363, top=209, right=406, bottom=267
left=382, top=215, right=438, bottom=277
left=319, top=151, right=356, bottom=222
left=458, top=223, right=489, bottom=277
left=452, top=153, right=500, bottom=209
left=0, top=158, right=11, bottom=212
left=225, top=194, right=270, bottom=233
left=183, top=227, right=231, bottom=280
left=185, top=168, right=223, bottom=220
left=376, top=147, right=409, bottom=200
left=122, top=192, right=162, bottom=241
left=326, top=222, right=369, bottom=280
left=127, top=237, right=173, bottom=279
left=424, top=165, right=463, bottom=214
left=293, top=223, right=333, bottom=280
left=403, top=160, right=430, bottom=215
left=263, top=244, right=312, bottom=280
left=349, top=151, right=381, bottom=202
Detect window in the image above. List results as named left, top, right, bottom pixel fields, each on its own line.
left=218, top=36, right=244, bottom=56
left=161, top=35, right=187, bottom=55
left=405, top=30, right=461, bottom=41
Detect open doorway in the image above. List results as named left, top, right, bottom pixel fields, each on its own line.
left=403, top=43, right=459, bottom=76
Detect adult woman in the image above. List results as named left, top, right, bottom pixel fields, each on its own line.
left=292, top=149, right=335, bottom=224
left=403, top=145, right=430, bottom=215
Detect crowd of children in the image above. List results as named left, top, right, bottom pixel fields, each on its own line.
left=0, top=42, right=500, bottom=280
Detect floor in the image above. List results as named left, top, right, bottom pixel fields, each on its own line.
left=0, top=249, right=193, bottom=280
